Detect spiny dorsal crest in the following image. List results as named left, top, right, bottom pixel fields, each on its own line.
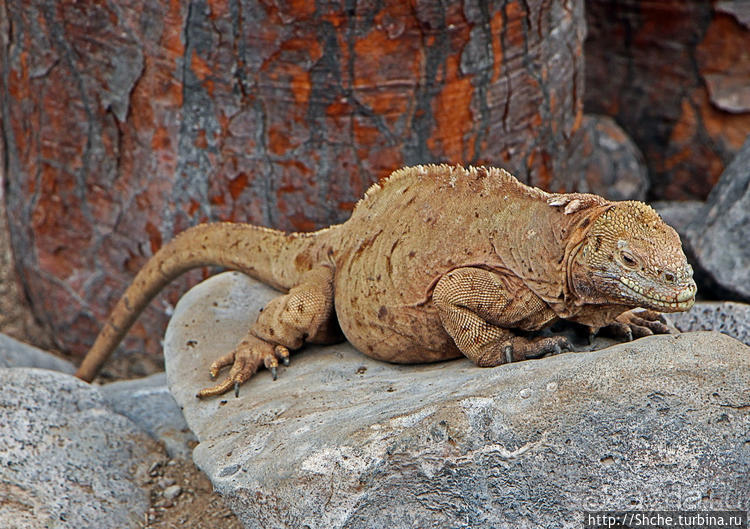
left=355, top=164, right=551, bottom=209
left=547, top=193, right=609, bottom=214
left=357, top=164, right=442, bottom=207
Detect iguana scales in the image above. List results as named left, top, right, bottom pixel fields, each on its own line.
left=75, top=165, right=696, bottom=397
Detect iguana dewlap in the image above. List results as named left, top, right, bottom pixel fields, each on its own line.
left=75, top=165, right=696, bottom=397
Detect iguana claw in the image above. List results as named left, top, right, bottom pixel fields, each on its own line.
left=276, top=345, right=290, bottom=366
left=197, top=335, right=284, bottom=398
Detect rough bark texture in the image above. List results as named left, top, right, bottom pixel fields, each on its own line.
left=585, top=0, right=750, bottom=201
left=0, top=0, right=586, bottom=359
left=0, top=151, right=50, bottom=350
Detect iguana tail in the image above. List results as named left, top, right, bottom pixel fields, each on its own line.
left=75, top=222, right=334, bottom=382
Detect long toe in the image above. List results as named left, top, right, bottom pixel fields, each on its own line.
left=209, top=350, right=236, bottom=379
left=196, top=334, right=276, bottom=398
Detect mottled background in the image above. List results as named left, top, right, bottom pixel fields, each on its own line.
left=1, top=0, right=748, bottom=370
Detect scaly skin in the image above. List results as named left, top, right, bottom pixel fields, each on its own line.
left=75, top=165, right=696, bottom=397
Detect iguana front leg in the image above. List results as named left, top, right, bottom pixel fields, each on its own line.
left=599, top=309, right=671, bottom=341
left=197, top=264, right=340, bottom=398
left=432, top=267, right=570, bottom=366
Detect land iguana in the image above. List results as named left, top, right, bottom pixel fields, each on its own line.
left=75, top=165, right=696, bottom=397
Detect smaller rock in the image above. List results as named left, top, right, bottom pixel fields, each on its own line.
left=148, top=460, right=162, bottom=476
left=0, top=332, right=74, bottom=373
left=665, top=301, right=750, bottom=346
left=157, top=477, right=177, bottom=489
left=101, top=372, right=198, bottom=459
left=163, top=485, right=183, bottom=501
left=651, top=200, right=704, bottom=244
left=573, top=114, right=649, bottom=201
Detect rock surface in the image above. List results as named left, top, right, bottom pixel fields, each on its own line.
left=686, top=136, right=750, bottom=301
left=101, top=372, right=198, bottom=459
left=0, top=332, right=74, bottom=373
left=0, top=368, right=163, bottom=528
left=165, top=273, right=750, bottom=528
left=665, top=301, right=750, bottom=347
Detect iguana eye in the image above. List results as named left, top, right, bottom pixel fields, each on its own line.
left=620, top=251, right=638, bottom=268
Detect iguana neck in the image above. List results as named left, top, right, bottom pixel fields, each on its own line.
left=557, top=205, right=615, bottom=317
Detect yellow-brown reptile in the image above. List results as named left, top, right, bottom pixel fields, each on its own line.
left=75, top=165, right=696, bottom=397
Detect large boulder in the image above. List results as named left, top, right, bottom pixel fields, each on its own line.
left=573, top=114, right=649, bottom=201
left=0, top=368, right=163, bottom=528
left=164, top=272, right=750, bottom=528
left=686, top=136, right=750, bottom=301
left=651, top=200, right=704, bottom=246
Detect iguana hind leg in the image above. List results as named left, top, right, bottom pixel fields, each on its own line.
left=197, top=264, right=340, bottom=398
left=432, top=267, right=569, bottom=366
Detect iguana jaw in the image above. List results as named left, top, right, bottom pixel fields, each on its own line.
left=617, top=275, right=696, bottom=312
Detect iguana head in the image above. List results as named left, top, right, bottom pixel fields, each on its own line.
left=571, top=201, right=696, bottom=312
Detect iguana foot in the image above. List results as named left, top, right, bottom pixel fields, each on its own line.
left=507, top=335, right=573, bottom=361
left=477, top=335, right=572, bottom=366
left=603, top=309, right=670, bottom=341
left=196, top=336, right=290, bottom=398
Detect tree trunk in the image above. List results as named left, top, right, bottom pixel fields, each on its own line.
left=1, top=0, right=585, bottom=360
left=585, top=0, right=750, bottom=201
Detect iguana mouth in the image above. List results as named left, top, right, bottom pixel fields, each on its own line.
left=618, top=276, right=696, bottom=310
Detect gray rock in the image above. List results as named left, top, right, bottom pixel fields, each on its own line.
left=574, top=114, right=649, bottom=201
left=163, top=484, right=182, bottom=501
left=164, top=273, right=750, bottom=529
left=0, top=332, right=75, bottom=373
left=686, top=136, right=750, bottom=301
left=0, top=368, right=164, bottom=529
left=665, top=301, right=750, bottom=346
left=651, top=200, right=704, bottom=245
left=101, top=372, right=198, bottom=459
